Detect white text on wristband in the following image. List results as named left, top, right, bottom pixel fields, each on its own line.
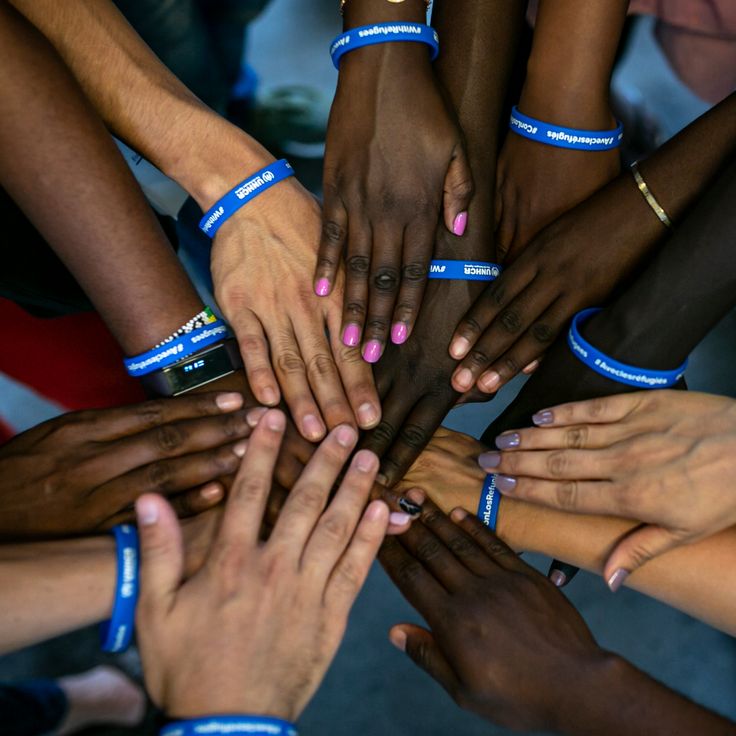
left=476, top=474, right=500, bottom=531
left=567, top=308, right=688, bottom=388
left=199, top=160, right=294, bottom=239
left=428, top=260, right=501, bottom=282
left=160, top=715, right=298, bottom=736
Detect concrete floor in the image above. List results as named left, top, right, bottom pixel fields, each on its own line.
left=1, top=1, right=734, bottom=734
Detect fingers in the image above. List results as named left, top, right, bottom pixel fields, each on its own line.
left=167, top=482, right=225, bottom=519
left=490, top=423, right=632, bottom=452
left=528, top=393, right=650, bottom=428
left=604, top=524, right=684, bottom=590
left=325, top=499, right=389, bottom=612
left=269, top=423, right=358, bottom=550
left=389, top=623, right=459, bottom=696
left=340, top=215, right=371, bottom=350
left=314, top=197, right=348, bottom=298
left=442, top=144, right=473, bottom=237
left=136, top=493, right=184, bottom=615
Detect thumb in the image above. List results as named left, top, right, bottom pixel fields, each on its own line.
left=389, top=623, right=459, bottom=694
left=603, top=524, right=681, bottom=591
left=136, top=494, right=185, bottom=616
left=443, top=145, right=474, bottom=237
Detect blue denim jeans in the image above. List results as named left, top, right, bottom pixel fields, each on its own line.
left=1, top=679, right=67, bottom=736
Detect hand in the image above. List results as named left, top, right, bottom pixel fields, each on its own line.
left=380, top=498, right=608, bottom=733
left=482, top=391, right=736, bottom=581
left=0, top=392, right=255, bottom=540
left=449, top=171, right=650, bottom=395
left=135, top=411, right=390, bottom=721
left=316, top=44, right=472, bottom=361
left=211, top=178, right=381, bottom=441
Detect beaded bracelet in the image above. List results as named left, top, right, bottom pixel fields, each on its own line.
left=154, top=307, right=218, bottom=349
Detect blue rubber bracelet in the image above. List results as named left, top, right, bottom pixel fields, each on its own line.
left=567, top=308, right=688, bottom=388
left=476, top=474, right=500, bottom=531
left=509, top=106, right=623, bottom=151
left=330, top=22, right=439, bottom=69
left=199, top=159, right=294, bottom=238
left=124, top=321, right=231, bottom=377
left=100, top=524, right=139, bottom=653
left=160, top=715, right=298, bottom=736
left=428, top=260, right=502, bottom=281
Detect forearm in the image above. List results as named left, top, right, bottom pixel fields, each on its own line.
left=0, top=536, right=115, bottom=655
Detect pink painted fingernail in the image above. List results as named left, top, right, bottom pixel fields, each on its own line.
left=532, top=410, right=554, bottom=426
left=362, top=340, right=382, bottom=364
left=389, top=511, right=412, bottom=526
left=342, top=323, right=360, bottom=347
left=452, top=211, right=468, bottom=237
left=315, top=278, right=330, bottom=297
left=391, top=323, right=408, bottom=345
left=607, top=568, right=629, bottom=593
left=550, top=569, right=567, bottom=588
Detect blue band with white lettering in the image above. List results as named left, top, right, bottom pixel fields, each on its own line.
left=330, top=23, right=439, bottom=69
left=100, top=524, right=139, bottom=653
left=476, top=474, right=500, bottom=531
left=160, top=715, right=298, bottom=736
left=199, top=159, right=294, bottom=238
left=567, top=308, right=688, bottom=388
left=428, top=260, right=502, bottom=282
left=509, top=106, right=623, bottom=151
left=124, top=321, right=231, bottom=377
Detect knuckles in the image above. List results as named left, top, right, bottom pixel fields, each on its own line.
left=372, top=267, right=400, bottom=293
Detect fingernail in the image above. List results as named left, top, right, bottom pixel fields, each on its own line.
left=495, top=474, right=517, bottom=493
left=302, top=413, right=325, bottom=440
left=315, top=278, right=330, bottom=297
left=453, top=368, right=474, bottom=391
left=335, top=424, right=357, bottom=448
left=200, top=482, right=223, bottom=500
left=265, top=410, right=286, bottom=432
left=389, top=511, right=412, bottom=526
left=450, top=336, right=470, bottom=359
left=523, top=359, right=540, bottom=374
left=390, top=628, right=407, bottom=652
left=478, top=451, right=501, bottom=469
left=365, top=500, right=388, bottom=521
left=215, top=392, right=243, bottom=411
left=136, top=498, right=158, bottom=526
left=342, top=323, right=360, bottom=347
left=398, top=497, right=422, bottom=516
left=406, top=487, right=425, bottom=505
left=391, top=323, right=408, bottom=345
left=549, top=569, right=567, bottom=588
left=354, top=450, right=378, bottom=473
left=233, top=439, right=248, bottom=457
left=532, top=410, right=554, bottom=426
left=376, top=473, right=388, bottom=487
left=450, top=507, right=468, bottom=522
left=607, top=568, right=629, bottom=593
left=357, top=402, right=379, bottom=428
left=452, top=211, right=468, bottom=237
left=261, top=387, right=279, bottom=406
left=362, top=340, right=382, bottom=364
left=495, top=432, right=520, bottom=450
left=479, top=371, right=500, bottom=392
left=246, top=406, right=268, bottom=428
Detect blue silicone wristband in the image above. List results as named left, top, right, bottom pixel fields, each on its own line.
left=567, top=308, right=688, bottom=388
left=428, top=260, right=502, bottom=282
left=509, top=106, right=623, bottom=151
left=160, top=715, right=298, bottom=736
left=199, top=159, right=294, bottom=238
left=476, top=474, right=500, bottom=531
left=124, top=321, right=231, bottom=377
left=100, top=524, right=139, bottom=653
left=330, top=22, right=439, bottom=69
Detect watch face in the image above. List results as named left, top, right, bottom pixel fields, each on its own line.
left=165, top=344, right=235, bottom=394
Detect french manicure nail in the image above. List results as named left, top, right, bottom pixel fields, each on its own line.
left=607, top=568, right=629, bottom=593
left=478, top=451, right=501, bottom=469
left=362, top=340, right=382, bottom=364
left=342, top=323, right=360, bottom=347
left=495, top=474, right=517, bottom=493
left=480, top=371, right=501, bottom=392
left=215, top=392, right=242, bottom=411
left=315, top=278, right=330, bottom=297
left=452, top=211, right=468, bottom=237
left=391, top=323, right=408, bottom=345
left=450, top=336, right=470, bottom=359
left=389, top=511, right=412, bottom=526
left=495, top=432, right=520, bottom=450
left=335, top=424, right=357, bottom=448
left=398, top=497, right=422, bottom=516
left=549, top=569, right=567, bottom=588
left=302, top=413, right=324, bottom=440
left=454, top=368, right=474, bottom=390
left=532, top=410, right=554, bottom=426
left=357, top=402, right=379, bottom=428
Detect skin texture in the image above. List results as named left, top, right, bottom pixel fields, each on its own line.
left=451, top=92, right=736, bottom=394
left=380, top=498, right=736, bottom=734
left=9, top=0, right=381, bottom=440
left=135, top=411, right=390, bottom=721
left=486, top=391, right=736, bottom=580
left=317, top=0, right=472, bottom=358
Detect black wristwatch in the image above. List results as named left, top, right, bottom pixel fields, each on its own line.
left=140, top=339, right=243, bottom=396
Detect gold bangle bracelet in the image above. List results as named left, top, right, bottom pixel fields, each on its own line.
left=631, top=161, right=674, bottom=230
left=340, top=0, right=432, bottom=15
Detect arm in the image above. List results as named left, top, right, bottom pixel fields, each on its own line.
left=9, top=0, right=380, bottom=440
